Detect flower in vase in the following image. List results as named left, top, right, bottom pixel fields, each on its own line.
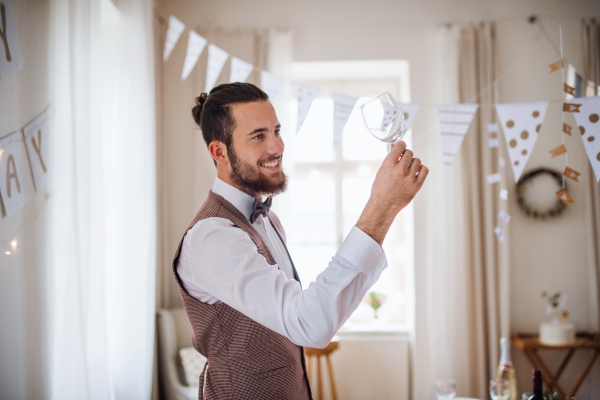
left=362, top=291, right=386, bottom=319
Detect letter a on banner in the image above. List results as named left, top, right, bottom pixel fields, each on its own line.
left=332, top=93, right=360, bottom=149
left=261, top=70, right=284, bottom=102
left=22, top=111, right=50, bottom=192
left=229, top=56, right=253, bottom=83
left=294, top=83, right=320, bottom=134
left=0, top=132, right=31, bottom=217
left=163, top=15, right=185, bottom=62
left=572, top=96, right=600, bottom=181
left=205, top=44, right=229, bottom=92
left=0, top=0, right=24, bottom=79
left=437, top=104, right=479, bottom=174
left=496, top=101, right=549, bottom=182
left=181, top=31, right=207, bottom=81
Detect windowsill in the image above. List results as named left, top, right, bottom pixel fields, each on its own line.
left=336, top=322, right=411, bottom=340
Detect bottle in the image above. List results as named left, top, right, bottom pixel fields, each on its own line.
left=527, top=369, right=546, bottom=400
left=497, top=337, right=518, bottom=400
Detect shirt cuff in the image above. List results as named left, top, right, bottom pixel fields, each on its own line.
left=337, top=226, right=387, bottom=275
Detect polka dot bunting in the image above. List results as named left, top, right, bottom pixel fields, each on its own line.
left=495, top=101, right=549, bottom=182
left=572, top=96, right=600, bottom=181
left=229, top=56, right=254, bottom=84
left=294, top=83, right=321, bottom=134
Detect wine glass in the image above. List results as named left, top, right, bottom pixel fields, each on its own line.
left=490, top=379, right=510, bottom=400
left=359, top=91, right=406, bottom=144
left=435, top=379, right=456, bottom=400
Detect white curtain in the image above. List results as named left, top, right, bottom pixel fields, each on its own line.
left=49, top=0, right=156, bottom=398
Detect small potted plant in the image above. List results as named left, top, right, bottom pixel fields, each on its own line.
left=362, top=291, right=386, bottom=319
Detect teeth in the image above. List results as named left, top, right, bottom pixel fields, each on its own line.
left=261, top=160, right=279, bottom=168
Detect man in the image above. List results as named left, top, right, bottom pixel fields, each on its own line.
left=173, top=83, right=428, bottom=399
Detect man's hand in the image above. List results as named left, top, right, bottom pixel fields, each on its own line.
left=356, top=141, right=428, bottom=245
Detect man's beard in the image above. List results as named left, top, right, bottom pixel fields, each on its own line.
left=228, top=145, right=287, bottom=197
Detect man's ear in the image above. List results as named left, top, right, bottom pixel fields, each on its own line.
left=208, top=141, right=228, bottom=166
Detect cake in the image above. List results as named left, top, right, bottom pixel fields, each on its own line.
left=539, top=321, right=575, bottom=345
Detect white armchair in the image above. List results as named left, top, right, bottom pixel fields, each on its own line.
left=157, top=307, right=200, bottom=400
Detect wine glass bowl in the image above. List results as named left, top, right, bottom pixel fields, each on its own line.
left=489, top=379, right=510, bottom=400
left=359, top=91, right=406, bottom=144
left=435, top=378, right=457, bottom=400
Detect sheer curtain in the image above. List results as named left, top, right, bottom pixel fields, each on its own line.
left=413, top=23, right=508, bottom=400
left=49, top=0, right=156, bottom=398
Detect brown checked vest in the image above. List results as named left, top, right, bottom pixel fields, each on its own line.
left=172, top=191, right=313, bottom=400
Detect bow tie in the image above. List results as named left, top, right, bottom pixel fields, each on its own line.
left=250, top=196, right=272, bottom=223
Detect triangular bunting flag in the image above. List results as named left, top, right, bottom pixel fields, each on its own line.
left=0, top=0, right=24, bottom=79
left=229, top=56, right=253, bottom=83
left=572, top=96, right=600, bottom=181
left=332, top=93, right=359, bottom=148
left=0, top=132, right=31, bottom=217
left=399, top=103, right=420, bottom=132
left=563, top=167, right=581, bottom=182
left=496, top=101, right=549, bottom=182
left=260, top=70, right=284, bottom=102
left=205, top=44, right=229, bottom=92
left=294, top=83, right=320, bottom=134
left=181, top=31, right=207, bottom=81
left=437, top=104, right=479, bottom=174
left=163, top=15, right=185, bottom=61
left=381, top=102, right=400, bottom=131
left=22, top=110, right=50, bottom=192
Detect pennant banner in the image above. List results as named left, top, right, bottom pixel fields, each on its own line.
left=399, top=103, right=420, bottom=132
left=22, top=112, right=49, bottom=192
left=294, top=83, right=320, bottom=134
left=163, top=15, right=185, bottom=62
left=549, top=60, right=563, bottom=73
left=261, top=70, right=284, bottom=102
left=0, top=132, right=31, bottom=217
left=437, top=104, right=479, bottom=174
left=564, top=166, right=581, bottom=182
left=181, top=31, right=207, bottom=81
left=572, top=96, right=600, bottom=181
left=563, top=103, right=582, bottom=112
left=229, top=56, right=253, bottom=83
left=205, top=44, right=229, bottom=92
left=496, top=101, right=549, bottom=182
left=332, top=93, right=359, bottom=148
left=549, top=144, right=567, bottom=158
left=0, top=0, right=24, bottom=79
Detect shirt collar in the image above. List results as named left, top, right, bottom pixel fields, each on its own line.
left=212, top=177, right=256, bottom=221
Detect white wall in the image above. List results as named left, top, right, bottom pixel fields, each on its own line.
left=0, top=1, right=52, bottom=399
left=155, top=0, right=600, bottom=397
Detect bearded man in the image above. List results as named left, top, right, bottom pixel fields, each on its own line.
left=172, top=83, right=428, bottom=399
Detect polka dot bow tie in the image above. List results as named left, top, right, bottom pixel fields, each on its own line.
left=250, top=196, right=272, bottom=224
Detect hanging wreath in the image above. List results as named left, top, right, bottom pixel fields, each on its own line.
left=515, top=168, right=566, bottom=220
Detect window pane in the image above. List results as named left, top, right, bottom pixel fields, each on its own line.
left=343, top=98, right=388, bottom=161
left=290, top=99, right=335, bottom=163
left=342, top=176, right=373, bottom=237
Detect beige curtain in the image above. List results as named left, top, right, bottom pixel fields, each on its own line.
left=582, top=19, right=600, bottom=333
left=413, top=22, right=509, bottom=400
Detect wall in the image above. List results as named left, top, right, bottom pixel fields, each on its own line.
left=0, top=1, right=52, bottom=399
left=155, top=0, right=600, bottom=397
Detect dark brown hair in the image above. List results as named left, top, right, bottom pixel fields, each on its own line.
left=192, top=83, right=269, bottom=152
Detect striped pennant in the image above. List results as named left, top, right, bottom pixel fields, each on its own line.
left=437, top=104, right=479, bottom=174
left=332, top=93, right=360, bottom=149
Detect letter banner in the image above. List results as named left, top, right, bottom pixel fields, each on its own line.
left=572, top=96, right=600, bottom=181
left=294, top=83, right=320, bottom=134
left=0, top=132, right=31, bottom=217
left=495, top=101, right=549, bottom=182
left=437, top=104, right=479, bottom=175
left=0, top=0, right=24, bottom=79
left=22, top=110, right=49, bottom=192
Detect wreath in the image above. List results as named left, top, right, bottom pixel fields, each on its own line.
left=515, top=168, right=566, bottom=220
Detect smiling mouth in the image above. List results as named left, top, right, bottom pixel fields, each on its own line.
left=260, top=158, right=281, bottom=168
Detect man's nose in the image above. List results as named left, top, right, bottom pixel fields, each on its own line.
left=267, top=132, right=284, bottom=155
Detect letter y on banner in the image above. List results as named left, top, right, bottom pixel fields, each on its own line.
left=0, top=132, right=31, bottom=217
left=0, top=0, right=24, bottom=79
left=22, top=110, right=50, bottom=192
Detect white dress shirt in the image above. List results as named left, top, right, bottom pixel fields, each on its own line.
left=177, top=177, right=388, bottom=348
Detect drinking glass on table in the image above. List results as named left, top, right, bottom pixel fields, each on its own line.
left=435, top=379, right=456, bottom=400
left=489, top=379, right=510, bottom=400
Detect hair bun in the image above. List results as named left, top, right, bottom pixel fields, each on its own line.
left=192, top=93, right=208, bottom=126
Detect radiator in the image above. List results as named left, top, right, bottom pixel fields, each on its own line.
left=306, top=332, right=411, bottom=400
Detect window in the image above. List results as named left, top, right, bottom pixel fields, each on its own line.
left=278, top=60, right=413, bottom=328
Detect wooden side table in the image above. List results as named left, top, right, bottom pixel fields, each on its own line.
left=305, top=340, right=340, bottom=400
left=511, top=332, right=600, bottom=398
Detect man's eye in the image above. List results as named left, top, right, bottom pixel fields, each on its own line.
left=253, top=134, right=264, bottom=140
left=275, top=130, right=281, bottom=136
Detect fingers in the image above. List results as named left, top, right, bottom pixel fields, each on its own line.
left=409, top=157, right=421, bottom=176
left=416, top=165, right=429, bottom=186
left=384, top=141, right=407, bottom=166
left=398, top=149, right=413, bottom=169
